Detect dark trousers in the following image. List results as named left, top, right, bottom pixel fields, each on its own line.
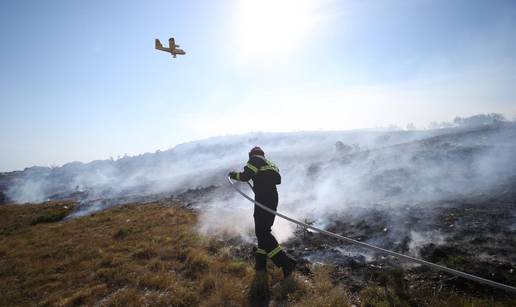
left=254, top=191, right=279, bottom=253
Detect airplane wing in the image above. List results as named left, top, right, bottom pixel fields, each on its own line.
left=155, top=39, right=170, bottom=52
left=168, top=37, right=176, bottom=48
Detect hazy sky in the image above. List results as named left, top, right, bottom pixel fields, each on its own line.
left=1, top=0, right=516, bottom=171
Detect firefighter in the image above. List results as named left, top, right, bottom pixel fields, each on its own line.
left=229, top=146, right=297, bottom=278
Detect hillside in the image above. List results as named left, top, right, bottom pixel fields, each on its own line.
left=1, top=122, right=516, bottom=305
left=0, top=127, right=460, bottom=205
left=1, top=201, right=515, bottom=307
left=2, top=123, right=515, bottom=212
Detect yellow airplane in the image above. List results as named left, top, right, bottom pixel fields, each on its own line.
left=155, top=37, right=186, bottom=58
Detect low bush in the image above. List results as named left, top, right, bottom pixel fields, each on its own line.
left=28, top=203, right=74, bottom=225
left=113, top=228, right=129, bottom=240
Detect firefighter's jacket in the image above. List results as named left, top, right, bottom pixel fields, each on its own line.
left=232, top=155, right=281, bottom=201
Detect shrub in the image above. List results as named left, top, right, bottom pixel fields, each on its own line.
left=96, top=268, right=117, bottom=284
left=30, top=209, right=69, bottom=225
left=113, top=228, right=129, bottom=240
left=200, top=274, right=217, bottom=294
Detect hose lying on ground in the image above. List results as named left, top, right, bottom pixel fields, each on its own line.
left=227, top=176, right=516, bottom=293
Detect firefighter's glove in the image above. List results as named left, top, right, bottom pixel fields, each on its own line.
left=228, top=171, right=237, bottom=180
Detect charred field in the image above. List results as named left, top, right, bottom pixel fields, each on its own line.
left=288, top=197, right=516, bottom=298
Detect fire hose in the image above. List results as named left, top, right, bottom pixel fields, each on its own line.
left=227, top=176, right=516, bottom=293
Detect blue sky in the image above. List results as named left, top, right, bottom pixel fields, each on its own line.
left=1, top=0, right=515, bottom=171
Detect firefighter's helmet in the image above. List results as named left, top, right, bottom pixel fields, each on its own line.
left=249, top=146, right=265, bottom=157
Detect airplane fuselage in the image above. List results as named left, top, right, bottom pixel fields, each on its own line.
left=155, top=38, right=186, bottom=58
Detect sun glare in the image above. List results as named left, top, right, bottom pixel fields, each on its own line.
left=234, top=0, right=324, bottom=63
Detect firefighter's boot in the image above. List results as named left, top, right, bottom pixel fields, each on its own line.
left=270, top=248, right=297, bottom=278
left=254, top=247, right=267, bottom=272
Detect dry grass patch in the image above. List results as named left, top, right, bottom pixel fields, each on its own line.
left=292, top=266, right=352, bottom=307
left=0, top=202, right=208, bottom=306
left=185, top=249, right=211, bottom=275
left=0, top=201, right=263, bottom=306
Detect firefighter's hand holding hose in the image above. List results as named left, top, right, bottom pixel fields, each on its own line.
left=228, top=171, right=238, bottom=180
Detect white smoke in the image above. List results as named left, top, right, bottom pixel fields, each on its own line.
left=2, top=117, right=516, bottom=249
left=6, top=178, right=46, bottom=203
left=408, top=231, right=446, bottom=257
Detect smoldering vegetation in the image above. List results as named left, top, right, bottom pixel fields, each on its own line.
left=1, top=119, right=516, bottom=235
left=0, top=118, right=515, bottom=233
left=1, top=115, right=516, bottom=297
left=0, top=125, right=449, bottom=206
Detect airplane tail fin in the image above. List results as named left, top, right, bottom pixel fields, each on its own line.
left=155, top=39, right=163, bottom=50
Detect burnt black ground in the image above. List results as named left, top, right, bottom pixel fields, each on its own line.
left=284, top=196, right=516, bottom=299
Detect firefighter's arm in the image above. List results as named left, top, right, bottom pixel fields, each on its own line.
left=229, top=161, right=258, bottom=182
